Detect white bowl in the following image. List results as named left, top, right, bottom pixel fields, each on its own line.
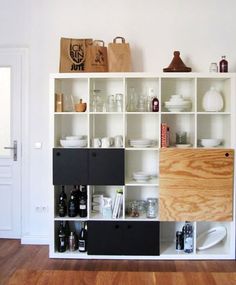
left=169, top=98, right=185, bottom=104
left=65, top=135, right=85, bottom=140
left=200, top=139, right=222, bottom=147
left=165, top=105, right=188, bottom=112
left=165, top=101, right=190, bottom=107
left=60, top=139, right=87, bottom=148
left=170, top=94, right=183, bottom=99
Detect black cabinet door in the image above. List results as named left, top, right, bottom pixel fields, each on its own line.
left=53, top=148, right=89, bottom=185
left=123, top=221, right=159, bottom=255
left=87, top=221, right=159, bottom=256
left=89, top=149, right=124, bottom=185
left=87, top=221, right=123, bottom=255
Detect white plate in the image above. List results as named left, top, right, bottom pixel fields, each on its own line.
left=196, top=226, right=227, bottom=250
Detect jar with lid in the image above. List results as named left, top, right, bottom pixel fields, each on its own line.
left=130, top=200, right=139, bottom=217
left=146, top=198, right=158, bottom=218
left=136, top=200, right=147, bottom=217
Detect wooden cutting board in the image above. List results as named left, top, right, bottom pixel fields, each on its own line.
left=159, top=149, right=234, bottom=221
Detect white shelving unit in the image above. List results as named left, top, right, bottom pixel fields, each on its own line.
left=49, top=72, right=235, bottom=260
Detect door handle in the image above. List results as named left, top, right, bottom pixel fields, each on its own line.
left=4, top=140, right=17, bottom=161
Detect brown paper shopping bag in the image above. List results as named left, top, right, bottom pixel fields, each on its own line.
left=85, top=40, right=108, bottom=72
left=59, top=38, right=93, bottom=72
left=108, top=37, right=132, bottom=72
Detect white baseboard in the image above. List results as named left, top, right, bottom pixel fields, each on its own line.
left=21, top=235, right=49, bottom=245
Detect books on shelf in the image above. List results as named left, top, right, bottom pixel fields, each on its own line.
left=161, top=123, right=170, bottom=148
left=112, top=189, right=123, bottom=219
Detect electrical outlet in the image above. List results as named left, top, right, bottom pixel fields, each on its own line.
left=35, top=206, right=49, bottom=213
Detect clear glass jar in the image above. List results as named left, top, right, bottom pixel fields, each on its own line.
left=92, top=89, right=103, bottom=112
left=137, top=200, right=147, bottom=217
left=115, top=93, right=123, bottom=112
left=146, top=198, right=158, bottom=218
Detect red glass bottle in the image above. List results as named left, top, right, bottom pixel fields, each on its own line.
left=152, top=97, right=159, bottom=112
left=219, top=56, right=228, bottom=72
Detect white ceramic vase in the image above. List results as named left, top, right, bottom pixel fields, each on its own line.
left=202, top=87, right=224, bottom=112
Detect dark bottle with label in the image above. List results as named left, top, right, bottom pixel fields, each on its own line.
left=176, top=231, right=184, bottom=251
left=152, top=97, right=159, bottom=112
left=68, top=191, right=77, bottom=217
left=58, top=196, right=67, bottom=217
left=183, top=221, right=193, bottom=253
left=58, top=186, right=67, bottom=217
left=79, top=185, right=87, bottom=218
left=59, top=185, right=67, bottom=201
left=219, top=56, right=228, bottom=72
left=58, top=221, right=67, bottom=252
left=73, top=185, right=80, bottom=213
left=78, top=222, right=87, bottom=252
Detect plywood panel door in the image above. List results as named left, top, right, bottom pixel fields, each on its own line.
left=159, top=149, right=234, bottom=221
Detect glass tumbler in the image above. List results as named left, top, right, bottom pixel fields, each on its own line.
left=146, top=198, right=158, bottom=218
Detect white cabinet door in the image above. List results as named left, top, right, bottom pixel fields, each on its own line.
left=0, top=50, right=23, bottom=238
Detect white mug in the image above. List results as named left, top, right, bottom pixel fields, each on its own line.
left=92, top=137, right=101, bottom=148
left=101, top=137, right=112, bottom=148
left=114, top=135, right=123, bottom=147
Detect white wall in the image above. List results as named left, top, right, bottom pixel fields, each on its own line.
left=1, top=0, right=236, bottom=243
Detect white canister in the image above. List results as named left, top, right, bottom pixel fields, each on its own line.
left=202, top=87, right=224, bottom=112
left=101, top=137, right=113, bottom=148
left=114, top=135, right=123, bottom=147
left=92, top=138, right=101, bottom=148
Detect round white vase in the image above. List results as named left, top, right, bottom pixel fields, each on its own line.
left=202, top=87, right=224, bottom=112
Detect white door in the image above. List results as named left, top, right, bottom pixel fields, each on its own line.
left=0, top=50, right=23, bottom=238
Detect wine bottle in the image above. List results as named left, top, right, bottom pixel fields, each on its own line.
left=79, top=185, right=87, bottom=218
left=68, top=191, right=77, bottom=217
left=78, top=222, right=87, bottom=252
left=58, top=196, right=67, bottom=217
left=58, top=186, right=67, bottom=217
left=58, top=221, right=67, bottom=252
left=73, top=185, right=80, bottom=214
left=59, top=185, right=67, bottom=201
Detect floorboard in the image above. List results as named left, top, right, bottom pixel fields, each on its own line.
left=1, top=239, right=236, bottom=285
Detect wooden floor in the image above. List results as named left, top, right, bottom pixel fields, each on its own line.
left=1, top=239, right=236, bottom=285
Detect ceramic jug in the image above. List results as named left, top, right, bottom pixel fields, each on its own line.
left=202, top=87, right=223, bottom=112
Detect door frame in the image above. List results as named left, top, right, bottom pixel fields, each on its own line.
left=0, top=48, right=29, bottom=240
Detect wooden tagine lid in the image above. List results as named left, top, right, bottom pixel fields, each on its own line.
left=163, top=51, right=192, bottom=72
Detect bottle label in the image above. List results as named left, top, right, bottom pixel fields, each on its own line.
left=79, top=240, right=85, bottom=251
left=184, top=237, right=193, bottom=252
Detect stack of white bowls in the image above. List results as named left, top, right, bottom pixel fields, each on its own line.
left=129, top=138, right=155, bottom=148
left=133, top=171, right=151, bottom=182
left=60, top=135, right=87, bottom=148
left=165, top=95, right=191, bottom=112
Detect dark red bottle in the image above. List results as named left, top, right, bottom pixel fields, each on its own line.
left=152, top=97, right=159, bottom=112
left=219, top=56, right=228, bottom=72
